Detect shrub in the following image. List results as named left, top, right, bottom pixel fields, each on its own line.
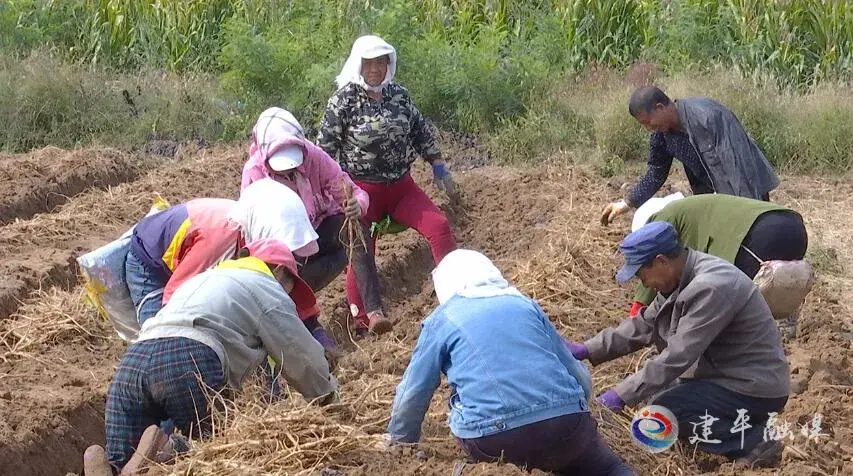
left=782, top=87, right=853, bottom=172
left=0, top=53, right=231, bottom=151
left=488, top=67, right=853, bottom=174
left=488, top=97, right=595, bottom=164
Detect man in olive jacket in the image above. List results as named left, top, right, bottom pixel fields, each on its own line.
left=566, top=222, right=790, bottom=468
left=601, top=87, right=780, bottom=225
left=631, top=194, right=808, bottom=307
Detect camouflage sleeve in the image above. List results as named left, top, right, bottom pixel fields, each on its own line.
left=407, top=97, right=441, bottom=162
left=317, top=92, right=346, bottom=163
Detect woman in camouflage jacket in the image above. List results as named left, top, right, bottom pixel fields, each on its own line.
left=318, top=35, right=458, bottom=333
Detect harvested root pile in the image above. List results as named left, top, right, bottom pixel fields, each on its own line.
left=507, top=173, right=853, bottom=475
left=163, top=386, right=378, bottom=475
left=158, top=376, right=390, bottom=476
left=19, top=162, right=843, bottom=475
left=506, top=171, right=704, bottom=474
left=149, top=166, right=731, bottom=475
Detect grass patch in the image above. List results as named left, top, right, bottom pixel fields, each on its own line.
left=806, top=245, right=842, bottom=275
left=488, top=68, right=853, bottom=174
left=0, top=52, right=239, bottom=152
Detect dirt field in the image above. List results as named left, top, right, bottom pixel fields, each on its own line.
left=0, top=142, right=850, bottom=476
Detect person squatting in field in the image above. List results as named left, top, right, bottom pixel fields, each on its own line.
left=566, top=222, right=790, bottom=468
left=625, top=193, right=808, bottom=338
left=124, top=178, right=331, bottom=331
left=318, top=34, right=458, bottom=336
left=601, top=86, right=780, bottom=226
left=241, top=107, right=389, bottom=341
left=82, top=239, right=338, bottom=476
left=385, top=249, right=635, bottom=475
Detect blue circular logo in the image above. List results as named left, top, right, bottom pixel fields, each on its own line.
left=631, top=405, right=678, bottom=453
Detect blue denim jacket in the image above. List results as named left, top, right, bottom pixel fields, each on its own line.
left=387, top=293, right=591, bottom=443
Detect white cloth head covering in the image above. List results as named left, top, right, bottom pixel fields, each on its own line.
left=431, top=249, right=523, bottom=305
left=631, top=192, right=685, bottom=232
left=335, top=35, right=397, bottom=91
left=229, top=178, right=319, bottom=257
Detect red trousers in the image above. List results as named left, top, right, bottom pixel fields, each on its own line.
left=347, top=173, right=457, bottom=324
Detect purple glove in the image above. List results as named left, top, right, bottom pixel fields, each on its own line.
left=563, top=339, right=589, bottom=361
left=311, top=327, right=337, bottom=350
left=312, top=327, right=343, bottom=371
left=596, top=389, right=625, bottom=412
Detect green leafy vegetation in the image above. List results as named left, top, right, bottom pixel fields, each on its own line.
left=0, top=0, right=850, bottom=172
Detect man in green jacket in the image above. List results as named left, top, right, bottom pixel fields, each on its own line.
left=628, top=195, right=808, bottom=335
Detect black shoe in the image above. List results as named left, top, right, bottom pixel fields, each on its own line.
left=735, top=440, right=782, bottom=468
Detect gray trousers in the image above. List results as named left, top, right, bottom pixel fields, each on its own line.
left=298, top=214, right=382, bottom=314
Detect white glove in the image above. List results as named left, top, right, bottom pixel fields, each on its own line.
left=601, top=200, right=630, bottom=226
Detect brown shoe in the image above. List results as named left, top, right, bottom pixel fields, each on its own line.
left=367, top=312, right=393, bottom=335
left=120, top=425, right=170, bottom=475
left=83, top=445, right=114, bottom=476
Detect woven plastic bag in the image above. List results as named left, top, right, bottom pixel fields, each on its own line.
left=752, top=259, right=815, bottom=320
left=77, top=194, right=170, bottom=343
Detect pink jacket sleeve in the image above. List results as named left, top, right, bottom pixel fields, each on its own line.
left=164, top=201, right=239, bottom=303
left=310, top=143, right=369, bottom=216
left=163, top=229, right=237, bottom=302
left=241, top=159, right=267, bottom=191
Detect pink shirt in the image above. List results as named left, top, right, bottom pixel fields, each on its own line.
left=241, top=136, right=369, bottom=228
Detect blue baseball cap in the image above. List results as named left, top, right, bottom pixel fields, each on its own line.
left=616, top=221, right=680, bottom=283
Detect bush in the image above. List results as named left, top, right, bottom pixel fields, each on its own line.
left=487, top=68, right=853, bottom=173
left=488, top=98, right=594, bottom=164
left=783, top=87, right=853, bottom=172
left=591, top=92, right=648, bottom=163
left=0, top=53, right=233, bottom=152
left=217, top=1, right=359, bottom=129
left=0, top=0, right=851, bottom=174
left=646, top=1, right=733, bottom=71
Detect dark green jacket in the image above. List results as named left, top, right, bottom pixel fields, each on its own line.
left=634, top=194, right=790, bottom=304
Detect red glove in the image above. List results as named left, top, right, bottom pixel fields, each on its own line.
left=629, top=301, right=645, bottom=318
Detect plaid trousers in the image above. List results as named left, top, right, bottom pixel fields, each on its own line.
left=105, top=337, right=225, bottom=469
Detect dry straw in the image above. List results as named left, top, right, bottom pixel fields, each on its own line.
left=156, top=376, right=389, bottom=476
left=0, top=287, right=110, bottom=363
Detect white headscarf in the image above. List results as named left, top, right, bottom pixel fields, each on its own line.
left=335, top=35, right=397, bottom=91
left=228, top=178, right=319, bottom=257
left=431, top=249, right=523, bottom=305
left=251, top=107, right=304, bottom=158
left=631, top=192, right=685, bottom=232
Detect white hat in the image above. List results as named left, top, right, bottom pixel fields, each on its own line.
left=267, top=145, right=304, bottom=172
left=631, top=192, right=685, bottom=232
left=229, top=178, right=319, bottom=258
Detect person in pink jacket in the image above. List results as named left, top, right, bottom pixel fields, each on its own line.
left=242, top=107, right=390, bottom=338
left=127, top=180, right=320, bottom=326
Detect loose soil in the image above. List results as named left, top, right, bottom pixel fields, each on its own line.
left=0, top=144, right=850, bottom=476
left=0, top=144, right=241, bottom=321
left=0, top=147, right=144, bottom=226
